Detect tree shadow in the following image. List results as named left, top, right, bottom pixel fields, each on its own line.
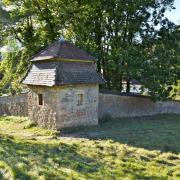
left=0, top=114, right=179, bottom=179
left=0, top=134, right=100, bottom=179
left=62, top=114, right=180, bottom=153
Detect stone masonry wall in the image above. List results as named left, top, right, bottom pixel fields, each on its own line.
left=99, top=93, right=180, bottom=118
left=0, top=93, right=28, bottom=116
left=28, top=84, right=99, bottom=129
left=28, top=86, right=58, bottom=129
left=0, top=91, right=180, bottom=128
left=56, top=84, right=99, bottom=129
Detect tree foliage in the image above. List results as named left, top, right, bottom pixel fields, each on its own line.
left=141, top=25, right=180, bottom=100
left=0, top=39, right=28, bottom=95
left=0, top=0, right=179, bottom=100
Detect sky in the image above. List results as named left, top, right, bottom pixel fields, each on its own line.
left=165, top=0, right=180, bottom=24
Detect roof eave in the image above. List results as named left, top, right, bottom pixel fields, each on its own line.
left=30, top=57, right=96, bottom=63
left=22, top=82, right=55, bottom=87
left=22, top=81, right=105, bottom=87
left=31, top=56, right=56, bottom=61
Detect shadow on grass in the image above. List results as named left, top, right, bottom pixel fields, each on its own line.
left=0, top=114, right=179, bottom=179
left=0, top=134, right=99, bottom=179
left=62, top=114, right=180, bottom=153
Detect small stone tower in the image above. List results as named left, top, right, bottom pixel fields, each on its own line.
left=22, top=39, right=105, bottom=129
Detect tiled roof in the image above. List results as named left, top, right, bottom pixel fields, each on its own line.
left=22, top=62, right=105, bottom=86
left=31, top=39, right=96, bottom=61
left=22, top=40, right=105, bottom=86
left=22, top=63, right=56, bottom=86
left=56, top=71, right=105, bottom=85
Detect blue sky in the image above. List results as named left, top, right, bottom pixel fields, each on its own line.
left=165, top=0, right=180, bottom=24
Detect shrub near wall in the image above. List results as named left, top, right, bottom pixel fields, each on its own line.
left=0, top=93, right=28, bottom=116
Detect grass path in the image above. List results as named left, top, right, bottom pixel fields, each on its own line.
left=0, top=115, right=180, bottom=179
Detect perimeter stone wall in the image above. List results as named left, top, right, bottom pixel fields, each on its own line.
left=99, top=93, right=180, bottom=118
left=0, top=93, right=28, bottom=116
left=0, top=90, right=179, bottom=129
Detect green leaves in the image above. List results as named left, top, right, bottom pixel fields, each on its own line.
left=0, top=0, right=179, bottom=100
left=0, top=39, right=27, bottom=95
left=140, top=26, right=180, bottom=100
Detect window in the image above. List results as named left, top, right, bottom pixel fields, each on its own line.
left=38, top=94, right=43, bottom=106
left=77, top=94, right=83, bottom=106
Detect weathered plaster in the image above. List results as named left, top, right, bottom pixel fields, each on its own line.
left=27, top=84, right=99, bottom=129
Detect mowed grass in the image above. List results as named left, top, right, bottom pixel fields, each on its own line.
left=0, top=115, right=179, bottom=179
left=69, top=114, right=180, bottom=153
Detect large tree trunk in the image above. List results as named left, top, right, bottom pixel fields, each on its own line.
left=119, top=74, right=123, bottom=92
left=126, top=79, right=131, bottom=93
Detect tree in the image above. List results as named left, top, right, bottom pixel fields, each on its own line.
left=0, top=39, right=25, bottom=95
left=141, top=24, right=180, bottom=100
left=0, top=0, right=179, bottom=100
left=67, top=0, right=176, bottom=93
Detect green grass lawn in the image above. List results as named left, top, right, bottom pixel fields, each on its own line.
left=0, top=115, right=180, bottom=180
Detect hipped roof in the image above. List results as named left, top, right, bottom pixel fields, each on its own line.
left=22, top=62, right=105, bottom=86
left=31, top=39, right=96, bottom=62
left=22, top=40, right=105, bottom=86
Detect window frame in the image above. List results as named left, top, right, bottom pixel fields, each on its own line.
left=77, top=93, right=83, bottom=106
left=37, top=93, right=44, bottom=106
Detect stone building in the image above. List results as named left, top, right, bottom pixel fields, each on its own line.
left=22, top=39, right=105, bottom=129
